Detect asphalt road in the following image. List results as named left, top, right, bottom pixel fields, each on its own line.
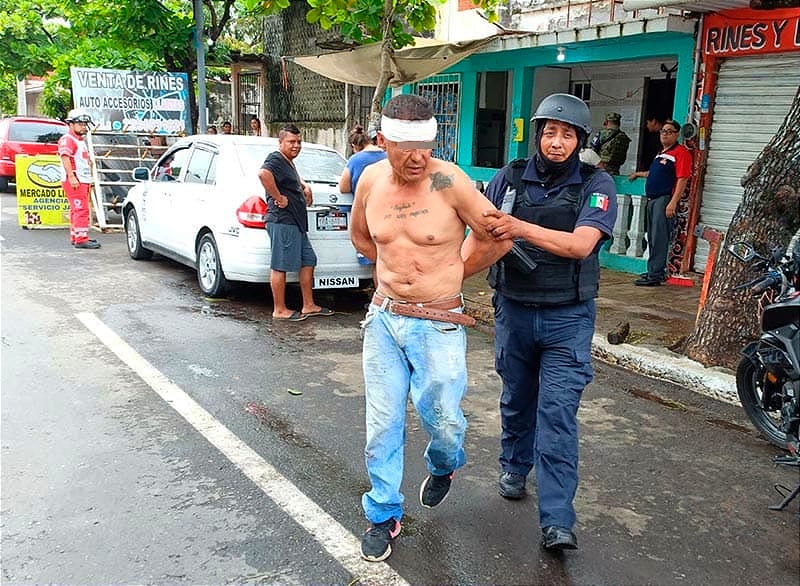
left=2, top=193, right=798, bottom=585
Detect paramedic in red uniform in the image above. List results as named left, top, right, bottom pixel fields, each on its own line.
left=59, top=109, right=100, bottom=249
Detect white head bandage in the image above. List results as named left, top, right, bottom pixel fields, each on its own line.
left=380, top=115, right=438, bottom=149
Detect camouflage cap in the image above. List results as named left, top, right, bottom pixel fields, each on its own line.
left=605, top=112, right=622, bottom=123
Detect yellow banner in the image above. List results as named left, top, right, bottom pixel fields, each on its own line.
left=15, top=154, right=70, bottom=228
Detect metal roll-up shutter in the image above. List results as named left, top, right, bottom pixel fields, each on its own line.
left=695, top=54, right=800, bottom=271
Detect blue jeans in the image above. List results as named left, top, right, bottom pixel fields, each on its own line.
left=493, top=293, right=595, bottom=529
left=645, top=195, right=675, bottom=280
left=360, top=304, right=468, bottom=523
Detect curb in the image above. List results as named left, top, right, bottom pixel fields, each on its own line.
left=591, top=336, right=737, bottom=404
left=465, top=303, right=738, bottom=405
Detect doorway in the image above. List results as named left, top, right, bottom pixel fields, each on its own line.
left=474, top=71, right=509, bottom=168
left=238, top=72, right=261, bottom=134
left=637, top=76, right=676, bottom=169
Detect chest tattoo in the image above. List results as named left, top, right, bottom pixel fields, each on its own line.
left=390, top=201, right=411, bottom=219
left=429, top=172, right=453, bottom=192
left=384, top=201, right=431, bottom=220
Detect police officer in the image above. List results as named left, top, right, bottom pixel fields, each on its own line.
left=589, top=112, right=631, bottom=175
left=480, top=93, right=618, bottom=551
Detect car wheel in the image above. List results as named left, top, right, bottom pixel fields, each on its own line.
left=0, top=176, right=10, bottom=193
left=125, top=208, right=153, bottom=260
left=196, top=233, right=228, bottom=297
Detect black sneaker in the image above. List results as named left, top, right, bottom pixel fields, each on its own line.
left=637, top=273, right=667, bottom=282
left=361, top=518, right=401, bottom=562
left=498, top=471, right=527, bottom=499
left=633, top=276, right=661, bottom=286
left=541, top=526, right=578, bottom=551
left=73, top=240, right=101, bottom=249
left=419, top=472, right=453, bottom=508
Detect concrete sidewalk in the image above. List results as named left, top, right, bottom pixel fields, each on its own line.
left=462, top=268, right=738, bottom=404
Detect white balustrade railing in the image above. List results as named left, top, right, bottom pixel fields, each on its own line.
left=609, top=192, right=648, bottom=260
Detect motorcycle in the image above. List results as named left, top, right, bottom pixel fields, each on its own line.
left=727, top=228, right=800, bottom=512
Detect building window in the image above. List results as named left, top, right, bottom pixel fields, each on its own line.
left=572, top=82, right=591, bottom=102
left=413, top=73, right=461, bottom=163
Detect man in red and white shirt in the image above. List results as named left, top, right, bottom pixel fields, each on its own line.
left=58, top=109, right=100, bottom=249
left=628, top=119, right=691, bottom=285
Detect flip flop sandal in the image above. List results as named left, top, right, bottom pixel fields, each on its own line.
left=274, top=310, right=308, bottom=322
left=302, top=307, right=335, bottom=318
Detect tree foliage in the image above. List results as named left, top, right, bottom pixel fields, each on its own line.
left=0, top=0, right=65, bottom=79
left=0, top=73, right=17, bottom=115
left=241, top=0, right=499, bottom=122
left=0, top=0, right=241, bottom=122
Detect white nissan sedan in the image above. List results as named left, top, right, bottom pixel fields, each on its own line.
left=123, top=134, right=373, bottom=297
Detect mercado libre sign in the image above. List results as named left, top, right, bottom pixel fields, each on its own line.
left=70, top=67, right=191, bottom=135
left=703, top=8, right=800, bottom=57
left=15, top=154, right=70, bottom=228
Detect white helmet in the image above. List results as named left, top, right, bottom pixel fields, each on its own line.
left=65, top=108, right=92, bottom=124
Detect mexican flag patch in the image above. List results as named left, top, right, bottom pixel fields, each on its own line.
left=589, top=192, right=609, bottom=211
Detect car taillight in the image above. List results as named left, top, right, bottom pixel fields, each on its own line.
left=237, top=196, right=267, bottom=228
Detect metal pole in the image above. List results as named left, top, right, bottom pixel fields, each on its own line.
left=16, top=78, right=27, bottom=115
left=194, top=0, right=207, bottom=134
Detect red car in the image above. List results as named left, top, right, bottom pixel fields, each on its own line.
left=0, top=116, right=68, bottom=192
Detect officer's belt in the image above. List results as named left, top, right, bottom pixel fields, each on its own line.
left=371, top=293, right=476, bottom=327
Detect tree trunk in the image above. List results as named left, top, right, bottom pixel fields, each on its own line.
left=368, top=0, right=395, bottom=131
left=685, top=89, right=800, bottom=369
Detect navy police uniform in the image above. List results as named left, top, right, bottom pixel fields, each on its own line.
left=483, top=157, right=617, bottom=530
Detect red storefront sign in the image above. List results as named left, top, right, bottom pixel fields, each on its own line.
left=703, top=8, right=800, bottom=57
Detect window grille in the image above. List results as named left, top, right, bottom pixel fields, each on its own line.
left=357, top=86, right=375, bottom=132
left=239, top=72, right=261, bottom=131
left=413, top=73, right=461, bottom=162
left=572, top=81, right=592, bottom=102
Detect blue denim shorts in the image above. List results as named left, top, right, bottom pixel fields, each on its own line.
left=266, top=222, right=317, bottom=272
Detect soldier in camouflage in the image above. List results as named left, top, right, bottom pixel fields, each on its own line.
left=589, top=112, right=631, bottom=175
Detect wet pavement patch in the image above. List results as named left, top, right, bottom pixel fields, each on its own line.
left=704, top=417, right=752, bottom=434
left=626, top=387, right=688, bottom=411
left=244, top=401, right=312, bottom=448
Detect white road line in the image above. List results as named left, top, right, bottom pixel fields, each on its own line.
left=77, top=312, right=409, bottom=586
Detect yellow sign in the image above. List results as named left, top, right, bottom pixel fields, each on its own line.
left=15, top=154, right=70, bottom=228
left=512, top=118, right=524, bottom=142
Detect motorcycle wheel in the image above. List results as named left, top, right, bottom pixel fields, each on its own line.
left=736, top=356, right=790, bottom=449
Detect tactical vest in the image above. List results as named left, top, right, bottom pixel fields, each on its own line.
left=488, top=160, right=601, bottom=305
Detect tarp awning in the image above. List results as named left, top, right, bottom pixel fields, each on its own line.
left=291, top=36, right=499, bottom=87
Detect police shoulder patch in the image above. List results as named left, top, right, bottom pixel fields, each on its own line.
left=588, top=192, right=609, bottom=212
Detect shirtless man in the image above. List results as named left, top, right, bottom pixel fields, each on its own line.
left=350, top=94, right=509, bottom=562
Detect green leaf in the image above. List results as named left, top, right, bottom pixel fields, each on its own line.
left=306, top=7, right=321, bottom=23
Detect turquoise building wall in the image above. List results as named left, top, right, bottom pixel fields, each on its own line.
left=418, top=31, right=695, bottom=179
left=405, top=30, right=696, bottom=274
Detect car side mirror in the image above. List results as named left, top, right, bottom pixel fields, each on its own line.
left=727, top=242, right=756, bottom=262
left=132, top=167, right=150, bottom=181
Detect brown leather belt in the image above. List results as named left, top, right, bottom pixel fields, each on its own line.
left=371, top=293, right=476, bottom=327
